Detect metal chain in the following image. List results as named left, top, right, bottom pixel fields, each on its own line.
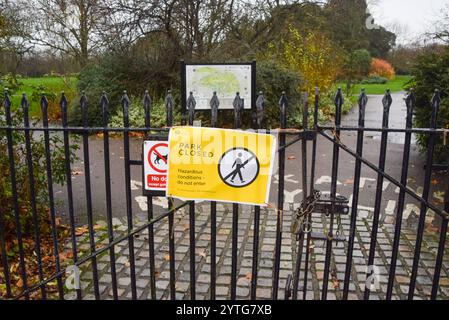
left=335, top=210, right=344, bottom=246
left=291, top=190, right=321, bottom=236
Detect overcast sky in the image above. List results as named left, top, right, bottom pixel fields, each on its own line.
left=368, top=0, right=449, bottom=44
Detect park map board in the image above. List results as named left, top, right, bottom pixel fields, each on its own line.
left=184, top=64, right=253, bottom=110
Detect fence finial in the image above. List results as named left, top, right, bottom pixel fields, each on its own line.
left=405, top=89, right=415, bottom=128
left=255, top=91, right=265, bottom=129
left=165, top=90, right=174, bottom=127
left=210, top=91, right=220, bottom=127
left=187, top=92, right=196, bottom=126
left=381, top=89, right=393, bottom=128
left=233, top=92, right=244, bottom=129
left=21, top=92, right=28, bottom=109
left=430, top=89, right=441, bottom=128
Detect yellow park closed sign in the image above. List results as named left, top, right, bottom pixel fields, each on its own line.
left=166, top=126, right=276, bottom=206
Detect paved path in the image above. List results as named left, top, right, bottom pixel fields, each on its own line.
left=58, top=92, right=449, bottom=300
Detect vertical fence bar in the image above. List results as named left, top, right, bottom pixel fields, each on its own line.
left=187, top=92, right=196, bottom=299
left=80, top=92, right=100, bottom=299
left=386, top=91, right=415, bottom=299
left=41, top=94, right=64, bottom=299
left=273, top=92, right=287, bottom=300
left=0, top=190, right=11, bottom=298
left=61, top=92, right=81, bottom=300
left=121, top=91, right=138, bottom=299
left=4, top=91, right=29, bottom=299
left=293, top=93, right=309, bottom=300
left=250, top=92, right=264, bottom=299
left=431, top=179, right=449, bottom=300
left=431, top=216, right=448, bottom=299
left=364, top=90, right=392, bottom=300
left=0, top=93, right=12, bottom=298
left=100, top=92, right=118, bottom=300
left=343, top=89, right=367, bottom=299
left=230, top=92, right=243, bottom=299
left=0, top=94, right=9, bottom=294
left=210, top=92, right=219, bottom=299
left=302, top=88, right=320, bottom=300
left=321, top=88, right=343, bottom=300
left=408, top=90, right=441, bottom=299
left=166, top=92, right=176, bottom=300
left=22, top=93, right=46, bottom=299
left=143, top=91, right=157, bottom=300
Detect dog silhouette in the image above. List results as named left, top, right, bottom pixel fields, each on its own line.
left=154, top=152, right=168, bottom=164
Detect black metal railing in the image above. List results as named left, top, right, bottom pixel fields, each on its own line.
left=0, top=87, right=447, bottom=300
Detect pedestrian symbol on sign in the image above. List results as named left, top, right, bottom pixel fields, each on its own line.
left=218, top=148, right=260, bottom=188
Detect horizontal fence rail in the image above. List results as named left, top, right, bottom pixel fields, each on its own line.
left=0, top=88, right=447, bottom=301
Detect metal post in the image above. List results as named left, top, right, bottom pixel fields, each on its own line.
left=80, top=92, right=101, bottom=299
left=100, top=92, right=118, bottom=300
left=41, top=93, right=64, bottom=299
left=321, top=88, right=343, bottom=300
left=165, top=91, right=176, bottom=300
left=408, top=90, right=441, bottom=299
left=22, top=93, right=46, bottom=299
left=343, top=89, right=367, bottom=299
left=364, top=90, right=392, bottom=300
left=4, top=91, right=29, bottom=299
left=386, top=90, right=415, bottom=300
left=273, top=92, right=287, bottom=299
left=121, top=91, right=138, bottom=299
left=251, top=91, right=264, bottom=299
left=210, top=92, right=219, bottom=299
left=303, top=88, right=320, bottom=300
left=293, top=93, right=309, bottom=300
left=60, top=92, right=80, bottom=300
left=143, top=90, right=157, bottom=300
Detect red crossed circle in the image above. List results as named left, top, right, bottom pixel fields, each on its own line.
left=148, top=143, right=168, bottom=173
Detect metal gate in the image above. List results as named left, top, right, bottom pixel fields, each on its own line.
left=0, top=86, right=448, bottom=300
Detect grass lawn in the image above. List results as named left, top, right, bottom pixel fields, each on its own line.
left=8, top=76, right=78, bottom=117
left=336, top=75, right=412, bottom=95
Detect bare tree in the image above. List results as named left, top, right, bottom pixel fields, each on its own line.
left=429, top=4, right=449, bottom=44
left=0, top=0, right=34, bottom=77
left=32, top=0, right=105, bottom=67
left=98, top=0, right=244, bottom=60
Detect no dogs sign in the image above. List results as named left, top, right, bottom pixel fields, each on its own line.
left=143, top=141, right=168, bottom=194
left=166, top=127, right=276, bottom=206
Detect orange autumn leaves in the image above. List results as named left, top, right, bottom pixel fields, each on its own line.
left=264, top=23, right=343, bottom=97
left=369, top=58, right=396, bottom=80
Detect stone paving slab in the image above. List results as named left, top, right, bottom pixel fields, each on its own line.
left=64, top=200, right=449, bottom=300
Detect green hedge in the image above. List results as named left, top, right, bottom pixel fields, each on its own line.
left=70, top=56, right=304, bottom=128
left=407, top=48, right=449, bottom=163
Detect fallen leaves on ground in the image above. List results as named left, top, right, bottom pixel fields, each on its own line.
left=198, top=250, right=207, bottom=259
left=0, top=225, right=72, bottom=300
left=425, top=224, right=440, bottom=234
left=75, top=225, right=89, bottom=236
left=331, top=276, right=340, bottom=290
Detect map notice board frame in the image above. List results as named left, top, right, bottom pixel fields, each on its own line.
left=181, top=61, right=256, bottom=115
